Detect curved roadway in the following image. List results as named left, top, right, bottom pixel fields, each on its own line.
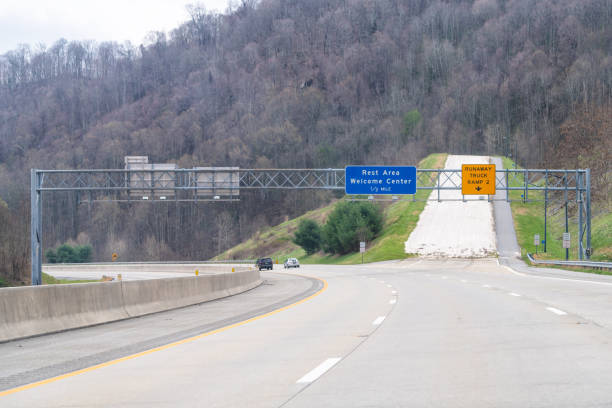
left=3, top=260, right=612, bottom=407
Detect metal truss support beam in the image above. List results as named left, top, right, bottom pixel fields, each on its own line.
left=35, top=168, right=587, bottom=193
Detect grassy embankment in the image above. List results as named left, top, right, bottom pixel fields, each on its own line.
left=214, top=153, right=448, bottom=265
left=499, top=156, right=611, bottom=274
left=42, top=272, right=102, bottom=284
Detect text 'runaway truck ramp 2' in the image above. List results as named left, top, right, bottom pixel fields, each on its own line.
left=345, top=166, right=417, bottom=195
left=461, top=164, right=496, bottom=195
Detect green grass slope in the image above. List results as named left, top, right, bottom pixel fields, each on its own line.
left=498, top=156, right=611, bottom=266
left=214, top=153, right=448, bottom=265
left=42, top=272, right=102, bottom=284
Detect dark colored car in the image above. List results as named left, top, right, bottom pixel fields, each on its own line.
left=256, top=257, right=273, bottom=271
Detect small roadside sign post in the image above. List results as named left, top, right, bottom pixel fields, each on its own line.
left=563, top=232, right=570, bottom=260
left=534, top=234, right=540, bottom=254
left=562, top=232, right=570, bottom=248
left=461, top=164, right=496, bottom=195
left=360, top=241, right=366, bottom=264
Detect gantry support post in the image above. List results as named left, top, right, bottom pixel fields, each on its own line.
left=578, top=171, right=584, bottom=260
left=30, top=169, right=43, bottom=285
left=586, top=168, right=592, bottom=260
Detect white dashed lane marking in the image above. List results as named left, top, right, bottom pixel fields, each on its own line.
left=297, top=358, right=342, bottom=384
left=546, top=307, right=568, bottom=316
left=372, top=316, right=386, bottom=325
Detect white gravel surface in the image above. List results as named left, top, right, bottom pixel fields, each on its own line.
left=404, top=155, right=497, bottom=257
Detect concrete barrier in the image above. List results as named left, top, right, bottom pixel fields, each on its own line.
left=121, top=270, right=261, bottom=316
left=0, top=269, right=261, bottom=343
left=43, top=263, right=251, bottom=276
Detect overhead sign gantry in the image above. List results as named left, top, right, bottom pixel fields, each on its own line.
left=30, top=162, right=592, bottom=285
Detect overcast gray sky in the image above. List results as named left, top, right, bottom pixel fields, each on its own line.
left=0, top=0, right=230, bottom=54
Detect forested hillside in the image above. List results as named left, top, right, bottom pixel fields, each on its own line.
left=1, top=0, right=610, bottom=283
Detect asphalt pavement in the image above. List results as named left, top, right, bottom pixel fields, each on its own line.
left=2, top=260, right=612, bottom=407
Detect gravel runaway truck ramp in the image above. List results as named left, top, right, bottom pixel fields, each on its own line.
left=405, top=155, right=496, bottom=257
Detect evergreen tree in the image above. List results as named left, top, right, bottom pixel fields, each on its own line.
left=293, top=219, right=322, bottom=255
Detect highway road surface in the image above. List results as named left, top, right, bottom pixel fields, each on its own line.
left=3, top=260, right=612, bottom=407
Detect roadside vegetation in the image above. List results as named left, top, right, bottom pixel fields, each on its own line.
left=499, top=156, right=611, bottom=269
left=320, top=201, right=383, bottom=255
left=45, top=243, right=93, bottom=264
left=42, top=272, right=102, bottom=285
left=214, top=153, right=447, bottom=264
left=293, top=219, right=322, bottom=255
left=293, top=201, right=384, bottom=256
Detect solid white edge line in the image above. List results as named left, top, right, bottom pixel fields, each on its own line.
left=502, top=263, right=612, bottom=286
left=389, top=299, right=397, bottom=304
left=509, top=292, right=521, bottom=297
left=296, top=358, right=342, bottom=383
left=546, top=307, right=568, bottom=316
left=501, top=264, right=527, bottom=276
left=482, top=284, right=491, bottom=288
left=372, top=316, right=386, bottom=325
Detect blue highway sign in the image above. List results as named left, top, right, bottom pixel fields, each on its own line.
left=345, top=166, right=417, bottom=195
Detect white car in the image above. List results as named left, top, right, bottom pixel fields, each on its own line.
left=283, top=258, right=300, bottom=268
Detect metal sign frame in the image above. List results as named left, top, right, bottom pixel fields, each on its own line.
left=30, top=167, right=591, bottom=284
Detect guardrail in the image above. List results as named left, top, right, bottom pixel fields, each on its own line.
left=527, top=253, right=612, bottom=270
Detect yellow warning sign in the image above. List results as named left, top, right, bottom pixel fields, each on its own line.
left=461, top=164, right=496, bottom=195
left=112, top=252, right=118, bottom=262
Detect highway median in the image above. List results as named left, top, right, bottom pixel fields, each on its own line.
left=0, top=268, right=261, bottom=343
